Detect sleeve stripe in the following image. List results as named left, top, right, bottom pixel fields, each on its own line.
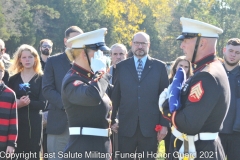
left=9, top=119, right=17, bottom=125
left=0, top=119, right=10, bottom=125
left=0, top=102, right=12, bottom=109
left=8, top=134, right=17, bottom=141
left=0, top=136, right=7, bottom=142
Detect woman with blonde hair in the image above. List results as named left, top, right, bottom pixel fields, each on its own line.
left=8, top=44, right=46, bottom=160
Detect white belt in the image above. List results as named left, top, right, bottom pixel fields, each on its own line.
left=172, top=126, right=218, bottom=141
left=172, top=126, right=218, bottom=160
left=69, top=127, right=110, bottom=137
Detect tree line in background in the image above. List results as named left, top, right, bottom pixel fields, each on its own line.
left=0, top=0, right=240, bottom=61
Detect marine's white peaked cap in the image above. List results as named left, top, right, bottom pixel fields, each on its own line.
left=177, top=17, right=223, bottom=40
left=67, top=28, right=109, bottom=50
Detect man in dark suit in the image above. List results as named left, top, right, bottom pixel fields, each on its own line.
left=111, top=32, right=169, bottom=160
left=42, top=26, right=83, bottom=160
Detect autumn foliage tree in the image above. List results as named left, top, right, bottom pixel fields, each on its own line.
left=0, top=0, right=240, bottom=61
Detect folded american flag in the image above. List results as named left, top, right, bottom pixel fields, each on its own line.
left=168, top=67, right=186, bottom=113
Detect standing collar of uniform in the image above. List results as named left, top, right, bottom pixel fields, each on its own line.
left=71, top=63, right=94, bottom=79
left=192, top=54, right=216, bottom=73
left=133, top=55, right=147, bottom=69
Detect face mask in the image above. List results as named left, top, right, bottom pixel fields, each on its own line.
left=41, top=49, right=50, bottom=56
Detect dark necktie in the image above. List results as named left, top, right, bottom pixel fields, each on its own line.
left=137, top=59, right=143, bottom=80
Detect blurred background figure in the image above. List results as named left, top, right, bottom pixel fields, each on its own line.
left=168, top=55, right=193, bottom=83
left=39, top=39, right=53, bottom=70
left=109, top=43, right=128, bottom=84
left=0, top=39, right=11, bottom=85
left=8, top=44, right=46, bottom=160
left=0, top=39, right=11, bottom=69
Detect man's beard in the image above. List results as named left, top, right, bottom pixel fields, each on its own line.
left=42, top=49, right=50, bottom=56
left=224, top=57, right=239, bottom=66
left=133, top=49, right=147, bottom=57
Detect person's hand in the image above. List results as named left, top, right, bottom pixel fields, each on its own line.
left=111, top=123, right=119, bottom=133
left=5, top=146, right=15, bottom=159
left=157, top=126, right=168, bottom=142
left=17, top=96, right=30, bottom=108
left=90, top=50, right=106, bottom=73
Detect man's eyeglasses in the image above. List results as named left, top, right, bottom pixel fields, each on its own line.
left=42, top=45, right=52, bottom=49
left=133, top=42, right=149, bottom=47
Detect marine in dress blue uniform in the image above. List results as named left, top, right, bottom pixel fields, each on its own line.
left=61, top=28, right=112, bottom=160
left=159, top=17, right=230, bottom=160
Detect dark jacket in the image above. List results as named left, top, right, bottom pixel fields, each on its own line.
left=162, top=55, right=230, bottom=160
left=42, top=52, right=72, bottom=134
left=111, top=56, right=169, bottom=137
left=220, top=65, right=240, bottom=133
left=61, top=63, right=112, bottom=159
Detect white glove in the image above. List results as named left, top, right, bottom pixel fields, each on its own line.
left=158, top=85, right=171, bottom=112
left=90, top=50, right=106, bottom=73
